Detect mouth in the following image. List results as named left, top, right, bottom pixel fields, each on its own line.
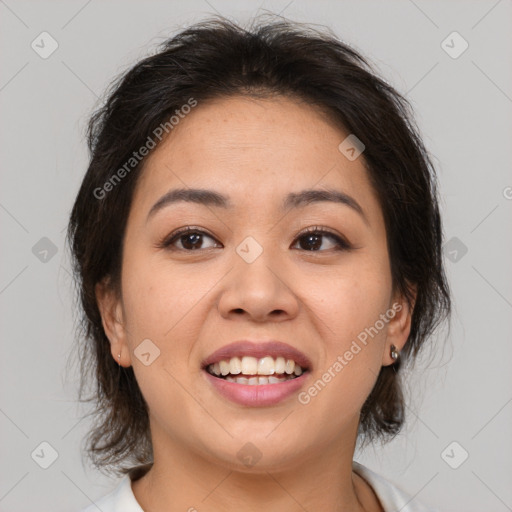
left=205, top=355, right=308, bottom=385
left=200, top=340, right=311, bottom=406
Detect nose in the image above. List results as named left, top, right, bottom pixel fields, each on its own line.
left=217, top=246, right=300, bottom=323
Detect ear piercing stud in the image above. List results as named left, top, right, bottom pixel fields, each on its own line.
left=390, top=344, right=399, bottom=362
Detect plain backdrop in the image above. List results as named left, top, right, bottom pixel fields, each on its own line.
left=1, top=1, right=511, bottom=511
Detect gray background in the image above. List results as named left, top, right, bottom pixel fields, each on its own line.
left=1, top=1, right=511, bottom=511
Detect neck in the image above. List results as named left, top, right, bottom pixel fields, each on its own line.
left=131, top=422, right=382, bottom=512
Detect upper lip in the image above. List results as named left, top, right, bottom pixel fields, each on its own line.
left=201, top=340, right=312, bottom=371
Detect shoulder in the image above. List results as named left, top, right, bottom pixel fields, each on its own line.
left=78, top=474, right=143, bottom=512
left=352, top=461, right=439, bottom=512
left=78, top=464, right=152, bottom=512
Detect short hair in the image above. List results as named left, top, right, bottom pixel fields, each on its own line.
left=67, top=15, right=452, bottom=476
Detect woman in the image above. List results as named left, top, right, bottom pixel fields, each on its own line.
left=69, top=16, right=451, bottom=512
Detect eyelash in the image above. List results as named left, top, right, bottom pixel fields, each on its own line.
left=157, top=225, right=353, bottom=253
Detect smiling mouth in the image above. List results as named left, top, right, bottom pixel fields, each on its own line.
left=205, top=355, right=308, bottom=385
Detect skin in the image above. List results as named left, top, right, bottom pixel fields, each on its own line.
left=96, top=95, right=415, bottom=512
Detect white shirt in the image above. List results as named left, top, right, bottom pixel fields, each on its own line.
left=80, top=461, right=438, bottom=512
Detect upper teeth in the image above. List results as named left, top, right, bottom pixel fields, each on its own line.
left=208, top=356, right=304, bottom=377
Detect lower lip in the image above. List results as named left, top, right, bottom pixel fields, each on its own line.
left=203, top=370, right=309, bottom=407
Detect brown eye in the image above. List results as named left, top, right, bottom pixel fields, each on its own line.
left=160, top=227, right=221, bottom=251
left=158, top=226, right=351, bottom=253
left=292, top=227, right=351, bottom=252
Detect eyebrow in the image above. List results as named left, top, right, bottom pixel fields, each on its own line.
left=146, top=187, right=369, bottom=225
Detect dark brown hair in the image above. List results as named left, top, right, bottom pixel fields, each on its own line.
left=67, top=15, right=452, bottom=476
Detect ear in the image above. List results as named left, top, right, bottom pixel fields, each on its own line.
left=95, top=277, right=130, bottom=367
left=382, top=284, right=417, bottom=366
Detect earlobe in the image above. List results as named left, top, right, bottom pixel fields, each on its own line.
left=382, top=286, right=416, bottom=366
left=95, top=278, right=129, bottom=366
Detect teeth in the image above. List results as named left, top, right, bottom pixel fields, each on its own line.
left=226, top=375, right=249, bottom=384
left=241, top=356, right=258, bottom=375
left=258, top=356, right=275, bottom=375
left=285, top=359, right=295, bottom=374
left=219, top=360, right=230, bottom=376
left=275, top=356, right=286, bottom=373
left=224, top=374, right=296, bottom=385
left=207, top=355, right=306, bottom=378
left=229, top=356, right=242, bottom=375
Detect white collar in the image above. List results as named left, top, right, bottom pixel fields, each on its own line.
left=83, top=461, right=437, bottom=512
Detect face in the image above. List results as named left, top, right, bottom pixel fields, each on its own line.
left=97, top=95, right=413, bottom=472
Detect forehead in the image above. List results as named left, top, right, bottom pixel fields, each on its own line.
left=132, top=95, right=382, bottom=224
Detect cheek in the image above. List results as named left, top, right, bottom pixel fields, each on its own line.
left=120, top=248, right=218, bottom=342
left=309, top=254, right=392, bottom=340
left=302, top=256, right=392, bottom=406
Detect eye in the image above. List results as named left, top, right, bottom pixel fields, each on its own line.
left=157, top=225, right=352, bottom=253
left=292, top=226, right=352, bottom=252
left=158, top=227, right=221, bottom=251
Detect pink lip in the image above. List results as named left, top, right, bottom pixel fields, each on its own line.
left=201, top=340, right=313, bottom=370
left=203, top=370, right=310, bottom=407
